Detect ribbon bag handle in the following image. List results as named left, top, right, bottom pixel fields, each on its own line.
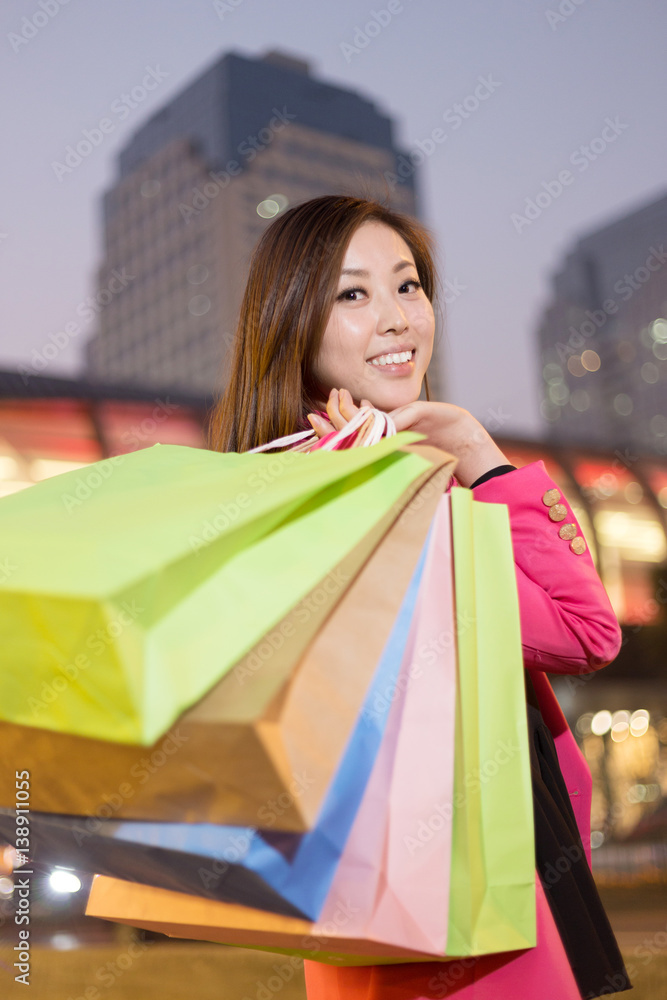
left=247, top=406, right=396, bottom=454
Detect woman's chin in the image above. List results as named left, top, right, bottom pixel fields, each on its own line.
left=365, top=384, right=422, bottom=413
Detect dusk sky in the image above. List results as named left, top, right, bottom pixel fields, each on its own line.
left=2, top=0, right=666, bottom=437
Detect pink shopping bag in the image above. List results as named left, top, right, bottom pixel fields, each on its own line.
left=315, top=494, right=456, bottom=956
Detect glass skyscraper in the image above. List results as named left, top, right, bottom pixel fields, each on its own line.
left=537, top=191, right=667, bottom=454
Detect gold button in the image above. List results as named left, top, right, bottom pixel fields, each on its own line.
left=559, top=523, right=577, bottom=540
left=570, top=536, right=586, bottom=555
left=548, top=503, right=567, bottom=522
left=542, top=489, right=561, bottom=507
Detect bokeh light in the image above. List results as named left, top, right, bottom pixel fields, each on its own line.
left=48, top=870, right=82, bottom=894
left=581, top=350, right=601, bottom=372
left=591, top=710, right=612, bottom=736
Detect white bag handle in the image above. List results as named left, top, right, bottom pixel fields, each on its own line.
left=247, top=406, right=396, bottom=454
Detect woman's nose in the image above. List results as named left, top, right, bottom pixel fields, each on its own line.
left=377, top=298, right=408, bottom=335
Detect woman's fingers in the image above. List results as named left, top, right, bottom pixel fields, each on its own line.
left=308, top=388, right=374, bottom=443
left=337, top=387, right=359, bottom=421
left=325, top=388, right=346, bottom=430
left=307, top=413, right=334, bottom=438
left=326, top=387, right=361, bottom=428
left=387, top=403, right=417, bottom=432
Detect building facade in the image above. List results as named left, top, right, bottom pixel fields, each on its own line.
left=537, top=191, right=667, bottom=453
left=84, top=50, right=446, bottom=400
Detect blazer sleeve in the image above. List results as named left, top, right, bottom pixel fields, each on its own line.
left=471, top=460, right=622, bottom=675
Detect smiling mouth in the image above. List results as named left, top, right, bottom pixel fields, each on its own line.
left=367, top=349, right=415, bottom=367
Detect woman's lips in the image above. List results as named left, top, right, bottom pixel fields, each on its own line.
left=366, top=349, right=415, bottom=372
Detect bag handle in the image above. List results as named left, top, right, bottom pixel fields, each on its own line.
left=247, top=406, right=396, bottom=454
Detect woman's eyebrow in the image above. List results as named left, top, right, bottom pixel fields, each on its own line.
left=340, top=261, right=415, bottom=277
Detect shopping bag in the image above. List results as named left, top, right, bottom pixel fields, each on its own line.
left=85, top=496, right=459, bottom=961
left=0, top=451, right=454, bottom=829
left=9, top=538, right=427, bottom=918
left=85, top=489, right=535, bottom=965
left=315, top=494, right=456, bottom=956
left=446, top=486, right=535, bottom=955
left=5, top=542, right=426, bottom=920
left=85, top=875, right=440, bottom=965
left=0, top=433, right=432, bottom=745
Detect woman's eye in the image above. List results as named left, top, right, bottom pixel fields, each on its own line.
left=336, top=280, right=421, bottom=301
left=337, top=287, right=366, bottom=301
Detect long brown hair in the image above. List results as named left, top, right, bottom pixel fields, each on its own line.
left=208, top=195, right=439, bottom=453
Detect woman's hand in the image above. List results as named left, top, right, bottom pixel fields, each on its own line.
left=388, top=400, right=510, bottom=487
left=307, top=392, right=510, bottom=484
left=307, top=388, right=376, bottom=446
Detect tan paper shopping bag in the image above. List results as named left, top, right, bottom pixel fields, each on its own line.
left=1, top=447, right=454, bottom=831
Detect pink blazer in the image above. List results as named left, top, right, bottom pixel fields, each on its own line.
left=304, top=460, right=622, bottom=1000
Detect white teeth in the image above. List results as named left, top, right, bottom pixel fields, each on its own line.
left=369, top=350, right=413, bottom=366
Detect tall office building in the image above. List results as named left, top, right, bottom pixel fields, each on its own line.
left=537, top=191, right=667, bottom=452
left=84, top=50, right=444, bottom=399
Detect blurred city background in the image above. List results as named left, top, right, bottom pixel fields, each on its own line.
left=1, top=0, right=666, bottom=996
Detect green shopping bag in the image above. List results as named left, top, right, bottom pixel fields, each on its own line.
left=0, top=434, right=431, bottom=745
left=447, top=486, right=536, bottom=955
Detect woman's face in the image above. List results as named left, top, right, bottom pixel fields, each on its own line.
left=312, top=221, right=435, bottom=411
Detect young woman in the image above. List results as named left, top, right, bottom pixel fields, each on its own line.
left=209, top=195, right=631, bottom=999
